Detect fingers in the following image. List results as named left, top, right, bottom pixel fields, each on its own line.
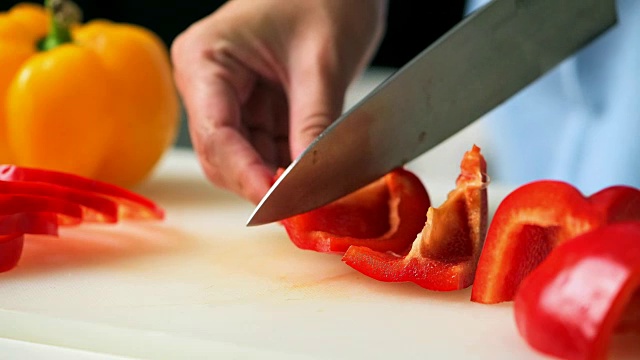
left=188, top=80, right=276, bottom=205
left=172, top=29, right=275, bottom=204
left=169, top=0, right=388, bottom=205
left=284, top=0, right=387, bottom=159
left=242, top=80, right=291, bottom=170
left=288, top=60, right=347, bottom=159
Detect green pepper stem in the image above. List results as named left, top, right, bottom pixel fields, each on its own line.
left=39, top=0, right=81, bottom=51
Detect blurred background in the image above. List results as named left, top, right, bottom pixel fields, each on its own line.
left=2, top=0, right=466, bottom=148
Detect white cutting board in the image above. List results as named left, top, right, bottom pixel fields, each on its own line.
left=1, top=68, right=638, bottom=359
left=1, top=148, right=638, bottom=360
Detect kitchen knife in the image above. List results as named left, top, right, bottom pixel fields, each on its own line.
left=247, top=0, right=617, bottom=226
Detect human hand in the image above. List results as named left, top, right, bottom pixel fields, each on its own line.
left=171, top=0, right=388, bottom=204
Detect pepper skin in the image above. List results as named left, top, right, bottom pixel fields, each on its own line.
left=514, top=222, right=640, bottom=360
left=0, top=164, right=165, bottom=220
left=0, top=2, right=179, bottom=187
left=280, top=167, right=431, bottom=254
left=471, top=181, right=640, bottom=304
left=342, top=145, right=488, bottom=291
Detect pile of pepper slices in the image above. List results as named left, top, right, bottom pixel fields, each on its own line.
left=277, top=145, right=640, bottom=360
left=0, top=165, right=164, bottom=273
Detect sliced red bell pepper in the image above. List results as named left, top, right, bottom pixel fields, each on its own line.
left=0, top=180, right=119, bottom=223
left=0, top=195, right=84, bottom=272
left=0, top=165, right=164, bottom=220
left=0, top=165, right=166, bottom=273
left=514, top=221, right=640, bottom=360
left=0, top=212, right=59, bottom=236
left=0, top=233, right=25, bottom=273
left=342, top=145, right=488, bottom=291
left=0, top=212, right=61, bottom=273
left=280, top=167, right=431, bottom=254
left=0, top=194, right=84, bottom=228
left=471, top=181, right=640, bottom=304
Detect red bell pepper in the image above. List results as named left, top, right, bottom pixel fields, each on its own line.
left=514, top=221, right=640, bottom=360
left=471, top=181, right=640, bottom=304
left=0, top=165, right=164, bottom=220
left=0, top=180, right=119, bottom=223
left=0, top=194, right=84, bottom=228
left=0, top=195, right=83, bottom=273
left=0, top=212, right=59, bottom=235
left=0, top=165, right=165, bottom=273
left=280, top=167, right=431, bottom=254
left=342, top=145, right=488, bottom=291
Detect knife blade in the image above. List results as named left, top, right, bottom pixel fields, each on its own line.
left=247, top=0, right=617, bottom=226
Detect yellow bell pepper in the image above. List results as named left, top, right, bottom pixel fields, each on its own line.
left=0, top=0, right=179, bottom=188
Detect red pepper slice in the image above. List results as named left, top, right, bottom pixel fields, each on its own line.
left=0, top=194, right=84, bottom=228
left=0, top=195, right=84, bottom=272
left=342, top=145, right=488, bottom=291
left=0, top=165, right=166, bottom=273
left=0, top=212, right=60, bottom=273
left=0, top=233, right=25, bottom=273
left=0, top=180, right=119, bottom=223
left=280, top=167, right=431, bottom=254
left=514, top=221, right=640, bottom=360
left=471, top=181, right=640, bottom=304
left=0, top=165, right=164, bottom=220
left=0, top=212, right=59, bottom=235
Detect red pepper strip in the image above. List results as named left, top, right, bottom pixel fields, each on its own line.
left=0, top=180, right=119, bottom=223
left=0, top=194, right=84, bottom=228
left=0, top=233, right=25, bottom=273
left=0, top=212, right=59, bottom=236
left=280, top=167, right=430, bottom=254
left=0, top=195, right=83, bottom=272
left=342, top=145, right=488, bottom=291
left=471, top=182, right=640, bottom=304
left=514, top=222, right=640, bottom=360
left=0, top=165, right=164, bottom=220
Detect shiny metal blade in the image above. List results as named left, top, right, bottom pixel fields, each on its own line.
left=248, top=0, right=617, bottom=226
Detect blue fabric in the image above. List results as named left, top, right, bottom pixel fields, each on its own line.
left=466, top=0, right=639, bottom=195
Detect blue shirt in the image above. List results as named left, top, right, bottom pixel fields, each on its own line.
left=466, top=0, right=640, bottom=195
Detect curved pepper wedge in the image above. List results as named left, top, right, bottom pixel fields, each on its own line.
left=280, top=167, right=431, bottom=254
left=514, top=221, right=640, bottom=360
left=471, top=181, right=640, bottom=304
left=342, top=145, right=488, bottom=291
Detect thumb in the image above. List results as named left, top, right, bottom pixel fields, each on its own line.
left=287, top=65, right=347, bottom=159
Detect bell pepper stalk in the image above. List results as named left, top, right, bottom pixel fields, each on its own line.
left=0, top=0, right=179, bottom=188
left=0, top=165, right=165, bottom=273
left=342, top=145, right=488, bottom=291
left=471, top=181, right=640, bottom=304
left=514, top=221, right=640, bottom=360
left=280, top=167, right=431, bottom=254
